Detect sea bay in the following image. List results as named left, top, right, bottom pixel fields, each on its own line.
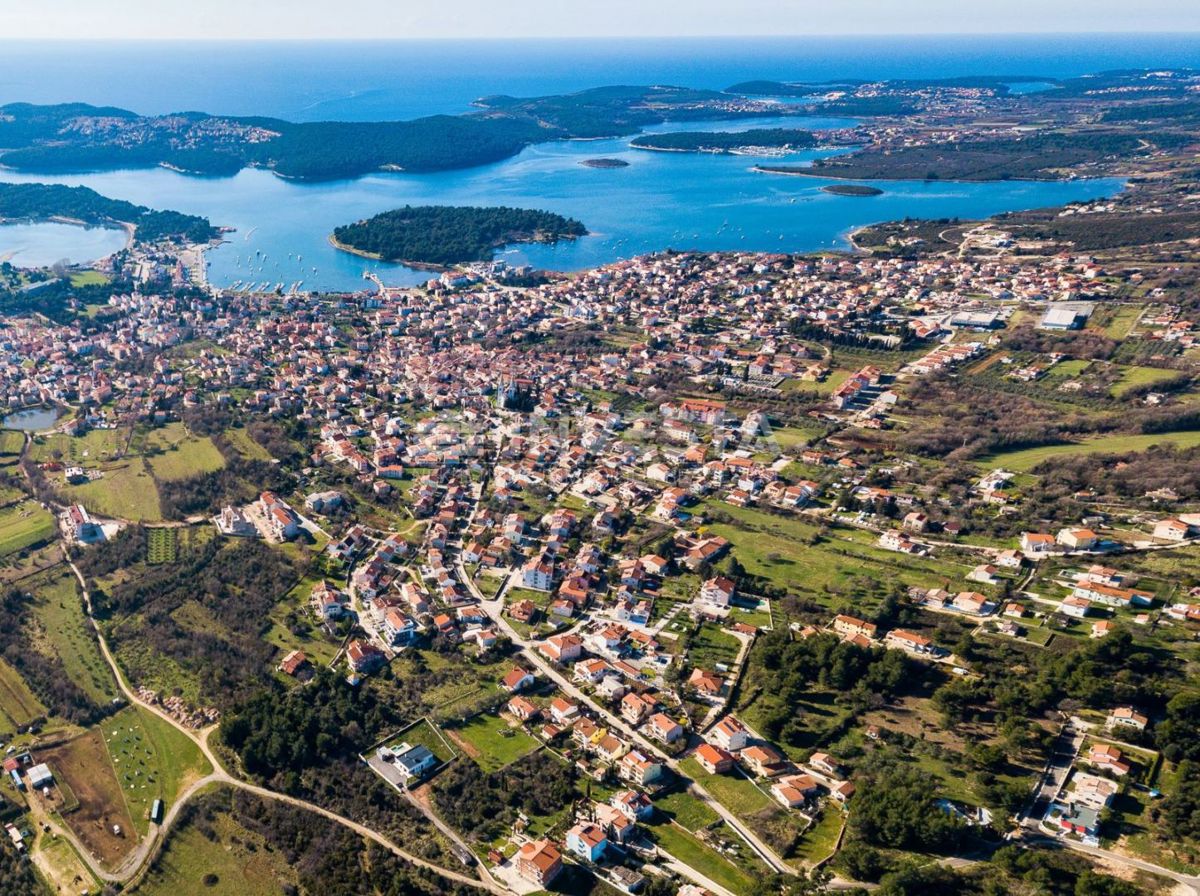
left=2, top=35, right=1180, bottom=291
left=0, top=116, right=1122, bottom=293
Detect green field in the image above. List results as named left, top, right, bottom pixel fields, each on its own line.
left=781, top=369, right=852, bottom=398
left=687, top=624, right=742, bottom=671
left=0, top=430, right=24, bottom=457
left=701, top=502, right=965, bottom=598
left=793, top=806, right=845, bottom=864
left=134, top=794, right=298, bottom=896
left=101, top=705, right=212, bottom=834
left=1109, top=365, right=1182, bottom=398
left=768, top=423, right=827, bottom=452
left=144, top=424, right=226, bottom=482
left=1100, top=304, right=1144, bottom=339
left=1038, top=358, right=1091, bottom=384
left=0, top=656, right=46, bottom=732
left=222, top=427, right=273, bottom=461
left=681, top=758, right=776, bottom=816
left=450, top=712, right=539, bottom=771
left=29, top=428, right=128, bottom=465
left=644, top=810, right=758, bottom=895
left=64, top=461, right=162, bottom=521
left=69, top=270, right=111, bottom=287
left=28, top=567, right=120, bottom=705
left=146, top=528, right=178, bottom=565
left=977, top=429, right=1200, bottom=472
left=0, top=500, right=55, bottom=557
left=654, top=788, right=721, bottom=831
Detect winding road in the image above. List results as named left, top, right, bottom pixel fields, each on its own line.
left=60, top=553, right=501, bottom=893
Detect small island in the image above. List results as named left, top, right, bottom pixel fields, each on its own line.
left=821, top=184, right=884, bottom=197
left=630, top=128, right=816, bottom=154
left=580, top=158, right=629, bottom=169
left=331, top=205, right=587, bottom=267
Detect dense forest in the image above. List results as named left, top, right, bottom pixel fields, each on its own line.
left=221, top=670, right=401, bottom=779
left=0, top=182, right=217, bottom=243
left=748, top=630, right=912, bottom=748
left=431, top=751, right=579, bottom=843
left=332, top=205, right=586, bottom=266
left=631, top=128, right=817, bottom=153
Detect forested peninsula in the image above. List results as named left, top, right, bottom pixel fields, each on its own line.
left=0, top=87, right=789, bottom=182
left=630, top=128, right=817, bottom=154
left=0, top=182, right=218, bottom=243
left=331, top=205, right=587, bottom=267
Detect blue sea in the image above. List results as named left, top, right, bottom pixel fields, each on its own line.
left=0, top=35, right=1196, bottom=291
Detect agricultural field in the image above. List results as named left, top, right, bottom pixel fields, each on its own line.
left=26, top=566, right=119, bottom=705
left=448, top=712, right=540, bottom=772
left=100, top=705, right=212, bottom=835
left=976, top=428, right=1200, bottom=472
left=133, top=795, right=298, bottom=896
left=146, top=528, right=178, bottom=565
left=0, top=656, right=46, bottom=733
left=0, top=500, right=55, bottom=558
left=42, top=727, right=138, bottom=869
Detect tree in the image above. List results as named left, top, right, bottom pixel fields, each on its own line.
left=849, top=763, right=964, bottom=853
left=836, top=841, right=890, bottom=882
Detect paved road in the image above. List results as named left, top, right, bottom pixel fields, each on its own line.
left=451, top=487, right=793, bottom=878
left=1019, top=722, right=1084, bottom=825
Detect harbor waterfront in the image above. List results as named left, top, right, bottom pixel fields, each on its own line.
left=0, top=117, right=1121, bottom=292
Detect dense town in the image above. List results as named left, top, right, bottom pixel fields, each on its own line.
left=1, top=179, right=1199, bottom=896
